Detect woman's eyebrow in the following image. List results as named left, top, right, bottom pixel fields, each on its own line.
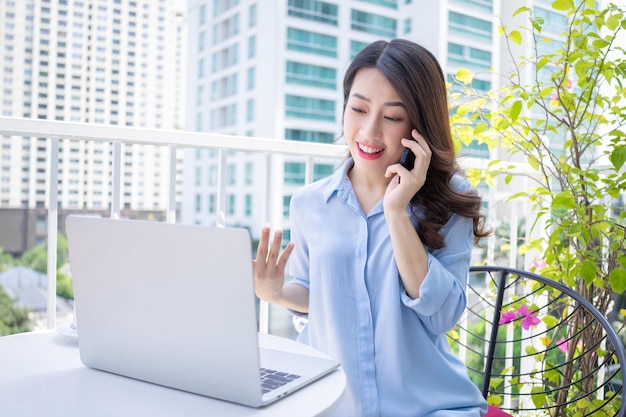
left=350, top=93, right=405, bottom=108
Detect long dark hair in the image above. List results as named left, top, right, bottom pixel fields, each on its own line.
left=343, top=39, right=490, bottom=248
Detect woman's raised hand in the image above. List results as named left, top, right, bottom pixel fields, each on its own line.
left=253, top=226, right=295, bottom=304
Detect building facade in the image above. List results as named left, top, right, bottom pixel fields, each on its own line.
left=182, top=0, right=506, bottom=237
left=0, top=0, right=186, bottom=250
left=0, top=0, right=186, bottom=210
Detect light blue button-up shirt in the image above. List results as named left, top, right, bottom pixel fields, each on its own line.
left=288, top=159, right=488, bottom=417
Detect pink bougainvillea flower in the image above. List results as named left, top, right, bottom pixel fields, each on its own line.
left=530, top=259, right=547, bottom=270
left=556, top=337, right=570, bottom=353
left=499, top=311, right=518, bottom=325
left=516, top=304, right=541, bottom=330
left=521, top=312, right=541, bottom=330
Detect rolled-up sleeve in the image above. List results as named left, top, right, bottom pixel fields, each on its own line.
left=400, top=203, right=474, bottom=335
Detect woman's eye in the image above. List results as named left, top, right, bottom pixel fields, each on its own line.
left=384, top=116, right=402, bottom=121
left=351, top=107, right=365, bottom=114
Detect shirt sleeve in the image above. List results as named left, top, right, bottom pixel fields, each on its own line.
left=285, top=189, right=310, bottom=318
left=400, top=178, right=475, bottom=335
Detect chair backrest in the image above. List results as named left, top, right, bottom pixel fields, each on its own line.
left=449, top=266, right=626, bottom=417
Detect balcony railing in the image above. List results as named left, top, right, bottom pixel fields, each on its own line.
left=0, top=116, right=526, bottom=337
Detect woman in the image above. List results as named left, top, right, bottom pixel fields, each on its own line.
left=255, top=39, right=490, bottom=417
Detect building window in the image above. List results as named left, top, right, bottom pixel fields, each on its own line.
left=447, top=42, right=492, bottom=71
left=195, top=193, right=202, bottom=212
left=351, top=10, right=396, bottom=37
left=285, top=129, right=335, bottom=144
left=285, top=95, right=335, bottom=121
left=283, top=195, right=291, bottom=217
left=249, top=3, right=257, bottom=27
left=214, top=0, right=240, bottom=16
left=449, top=0, right=492, bottom=12
left=248, top=35, right=256, bottom=59
left=533, top=6, right=568, bottom=35
left=357, top=0, right=398, bottom=9
left=208, top=193, right=216, bottom=213
left=246, top=98, right=254, bottom=122
left=228, top=163, right=236, bottom=185
left=448, top=11, right=492, bottom=41
left=210, top=104, right=237, bottom=128
left=284, top=162, right=335, bottom=185
left=198, top=31, right=205, bottom=52
left=247, top=67, right=255, bottom=90
left=198, top=58, right=205, bottom=78
left=211, top=73, right=238, bottom=100
left=211, top=43, right=239, bottom=72
left=227, top=194, right=236, bottom=215
left=209, top=165, right=217, bottom=185
left=284, top=162, right=305, bottom=185
left=245, top=162, right=253, bottom=185
left=287, top=28, right=337, bottom=57
left=245, top=194, right=252, bottom=216
left=287, top=0, right=338, bottom=25
left=285, top=61, right=336, bottom=89
left=350, top=40, right=369, bottom=59
left=195, top=166, right=202, bottom=186
left=212, top=13, right=240, bottom=44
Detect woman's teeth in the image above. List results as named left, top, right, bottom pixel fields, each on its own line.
left=359, top=144, right=383, bottom=154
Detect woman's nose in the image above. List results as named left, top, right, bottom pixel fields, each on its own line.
left=360, top=115, right=382, bottom=139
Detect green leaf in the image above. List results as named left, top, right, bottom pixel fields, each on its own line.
left=510, top=30, right=523, bottom=45
left=593, top=39, right=610, bottom=49
left=610, top=268, right=626, bottom=293
left=512, top=7, right=531, bottom=17
left=552, top=192, right=576, bottom=209
left=552, top=0, right=574, bottom=11
left=531, top=386, right=548, bottom=407
left=487, top=395, right=503, bottom=406
left=536, top=55, right=551, bottom=70
left=610, top=146, right=626, bottom=170
left=580, top=260, right=597, bottom=285
left=456, top=68, right=474, bottom=85
left=510, top=100, right=523, bottom=122
left=473, top=122, right=488, bottom=135
left=607, top=14, right=621, bottom=30
left=489, top=377, right=503, bottom=389
left=542, top=315, right=558, bottom=328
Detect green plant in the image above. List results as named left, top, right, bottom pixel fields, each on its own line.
left=0, top=286, right=32, bottom=336
left=449, top=1, right=626, bottom=415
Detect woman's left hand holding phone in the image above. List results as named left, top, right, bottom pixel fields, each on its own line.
left=384, top=129, right=432, bottom=212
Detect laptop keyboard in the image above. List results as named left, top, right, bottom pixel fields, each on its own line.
left=260, top=367, right=301, bottom=394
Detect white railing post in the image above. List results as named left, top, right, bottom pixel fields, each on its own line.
left=167, top=145, right=177, bottom=223
left=111, top=142, right=122, bottom=219
left=258, top=153, right=272, bottom=334
left=46, top=138, right=59, bottom=329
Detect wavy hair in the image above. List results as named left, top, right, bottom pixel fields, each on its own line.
left=343, top=39, right=490, bottom=248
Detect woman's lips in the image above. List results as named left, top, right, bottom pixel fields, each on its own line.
left=357, top=142, right=384, bottom=160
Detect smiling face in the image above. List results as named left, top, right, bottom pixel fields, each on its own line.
left=343, top=67, right=413, bottom=181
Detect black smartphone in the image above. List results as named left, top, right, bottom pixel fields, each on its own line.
left=400, top=145, right=416, bottom=170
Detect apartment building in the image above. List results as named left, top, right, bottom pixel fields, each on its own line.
left=182, top=0, right=503, bottom=237
left=0, top=0, right=186, bottom=251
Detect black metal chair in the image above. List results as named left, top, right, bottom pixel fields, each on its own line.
left=449, top=266, right=626, bottom=416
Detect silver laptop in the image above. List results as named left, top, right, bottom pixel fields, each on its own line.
left=65, top=215, right=339, bottom=407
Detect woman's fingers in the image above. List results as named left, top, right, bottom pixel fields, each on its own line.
left=255, top=226, right=292, bottom=272
left=253, top=227, right=294, bottom=303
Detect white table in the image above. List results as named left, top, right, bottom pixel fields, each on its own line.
left=0, top=330, right=345, bottom=417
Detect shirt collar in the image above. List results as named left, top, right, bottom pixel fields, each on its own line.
left=323, top=158, right=354, bottom=203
